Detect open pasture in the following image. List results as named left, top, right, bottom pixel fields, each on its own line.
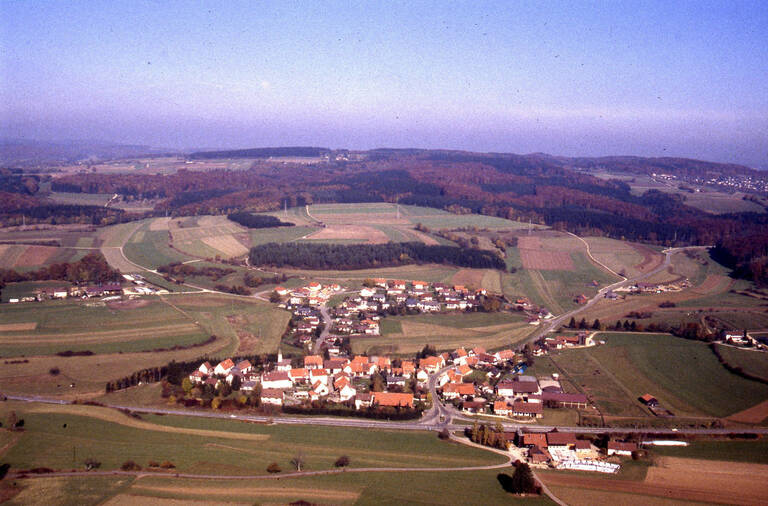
left=563, top=332, right=768, bottom=418
left=715, top=345, right=768, bottom=382
left=0, top=294, right=284, bottom=396
left=0, top=402, right=504, bottom=476
left=0, top=298, right=210, bottom=357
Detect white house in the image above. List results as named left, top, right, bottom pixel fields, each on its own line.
left=261, top=388, right=284, bottom=406
left=261, top=371, right=292, bottom=390
left=214, top=359, right=235, bottom=376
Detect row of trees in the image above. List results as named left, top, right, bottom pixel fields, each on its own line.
left=248, top=241, right=506, bottom=271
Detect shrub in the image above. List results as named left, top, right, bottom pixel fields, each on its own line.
left=160, top=461, right=176, bottom=469
left=83, top=458, right=101, bottom=470
left=148, top=461, right=160, bottom=468
left=121, top=460, right=142, bottom=471
left=266, top=462, right=281, bottom=473
left=334, top=455, right=350, bottom=468
left=49, top=367, right=60, bottom=376
left=438, top=428, right=451, bottom=440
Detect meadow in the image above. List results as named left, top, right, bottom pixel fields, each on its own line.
left=359, top=311, right=535, bottom=355
left=0, top=298, right=209, bottom=357
left=551, top=332, right=768, bottom=419
left=0, top=294, right=287, bottom=396
left=0, top=402, right=505, bottom=475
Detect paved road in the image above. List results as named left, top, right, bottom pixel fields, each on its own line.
left=7, top=393, right=768, bottom=436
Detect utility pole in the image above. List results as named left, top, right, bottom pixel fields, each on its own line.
left=284, top=199, right=288, bottom=218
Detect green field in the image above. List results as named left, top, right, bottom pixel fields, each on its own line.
left=357, top=311, right=534, bottom=355
left=123, top=227, right=194, bottom=269
left=250, top=225, right=315, bottom=245
left=649, top=438, right=768, bottom=464
left=48, top=191, right=114, bottom=206
left=0, top=400, right=547, bottom=505
left=555, top=333, right=768, bottom=418
left=0, top=402, right=505, bottom=474
left=715, top=345, right=768, bottom=382
left=0, top=298, right=210, bottom=357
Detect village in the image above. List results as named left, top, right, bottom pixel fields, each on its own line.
left=183, top=341, right=649, bottom=474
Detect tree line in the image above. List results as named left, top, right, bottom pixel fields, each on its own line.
left=248, top=241, right=506, bottom=270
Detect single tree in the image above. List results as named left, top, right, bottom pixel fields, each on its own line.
left=291, top=452, right=306, bottom=472
left=510, top=463, right=537, bottom=494
left=334, top=455, right=350, bottom=467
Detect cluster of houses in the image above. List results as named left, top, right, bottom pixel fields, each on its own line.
left=719, top=330, right=767, bottom=350
left=515, top=430, right=636, bottom=472
left=334, top=279, right=489, bottom=318
left=492, top=375, right=589, bottom=419
left=275, top=282, right=341, bottom=307
left=188, top=352, right=423, bottom=410
left=428, top=347, right=591, bottom=419
left=6, top=283, right=123, bottom=304
left=611, top=279, right=691, bottom=296
left=530, top=332, right=591, bottom=356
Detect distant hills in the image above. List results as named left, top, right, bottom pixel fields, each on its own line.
left=0, top=139, right=179, bottom=167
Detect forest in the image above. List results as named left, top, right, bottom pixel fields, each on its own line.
left=5, top=148, right=768, bottom=282
left=226, top=212, right=294, bottom=228
left=248, top=242, right=507, bottom=270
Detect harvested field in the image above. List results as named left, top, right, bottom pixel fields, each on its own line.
left=644, top=457, right=768, bottom=505
left=519, top=249, right=574, bottom=270
left=726, top=399, right=768, bottom=424
left=0, top=322, right=37, bottom=331
left=12, top=245, right=56, bottom=267
left=407, top=228, right=440, bottom=245
left=633, top=243, right=664, bottom=272
left=0, top=322, right=201, bottom=345
left=305, top=225, right=390, bottom=244
left=542, top=472, right=738, bottom=505
left=517, top=236, right=543, bottom=249
left=692, top=274, right=732, bottom=295
left=0, top=244, right=26, bottom=267
left=200, top=234, right=249, bottom=257
left=451, top=268, right=485, bottom=288
left=149, top=217, right=171, bottom=231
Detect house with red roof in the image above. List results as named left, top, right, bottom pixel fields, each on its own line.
left=373, top=391, right=413, bottom=408
left=214, top=359, right=235, bottom=376
left=304, top=355, right=323, bottom=370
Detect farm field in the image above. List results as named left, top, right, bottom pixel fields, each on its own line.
left=0, top=298, right=210, bottom=357
left=715, top=345, right=768, bottom=382
left=47, top=191, right=114, bottom=206
left=583, top=237, right=663, bottom=278
left=552, top=332, right=768, bottom=419
left=0, top=402, right=505, bottom=475
left=0, top=243, right=86, bottom=272
left=358, top=311, right=535, bottom=355
left=0, top=294, right=285, bottom=396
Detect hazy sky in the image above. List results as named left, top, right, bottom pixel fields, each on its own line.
left=2, top=1, right=767, bottom=167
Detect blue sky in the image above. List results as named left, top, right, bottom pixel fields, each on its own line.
left=2, top=1, right=767, bottom=167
